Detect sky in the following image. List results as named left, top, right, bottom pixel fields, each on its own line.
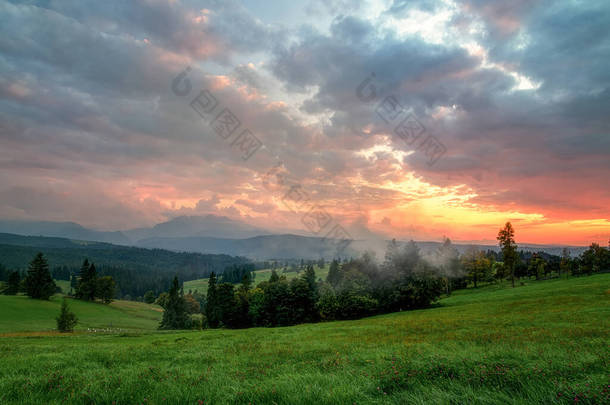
left=0, top=0, right=609, bottom=246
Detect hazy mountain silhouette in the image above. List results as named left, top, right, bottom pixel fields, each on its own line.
left=124, top=215, right=269, bottom=241
left=0, top=220, right=130, bottom=245
left=135, top=234, right=357, bottom=260
left=0, top=217, right=587, bottom=260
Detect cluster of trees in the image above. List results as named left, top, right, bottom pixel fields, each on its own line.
left=159, top=241, right=447, bottom=330
left=220, top=263, right=255, bottom=284
left=0, top=253, right=58, bottom=300
left=158, top=277, right=192, bottom=329
left=154, top=223, right=610, bottom=331
left=0, top=253, right=117, bottom=304
left=0, top=236, right=252, bottom=300
left=266, top=258, right=327, bottom=275
left=572, top=243, right=610, bottom=275
left=73, top=259, right=116, bottom=304
left=1, top=267, right=22, bottom=295
left=494, top=222, right=610, bottom=286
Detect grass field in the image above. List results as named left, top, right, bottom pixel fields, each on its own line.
left=184, top=265, right=329, bottom=294
left=55, top=279, right=71, bottom=294
left=0, top=274, right=608, bottom=404
left=0, top=295, right=162, bottom=333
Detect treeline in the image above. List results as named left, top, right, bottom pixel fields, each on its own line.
left=0, top=234, right=251, bottom=299
left=0, top=253, right=118, bottom=304
left=156, top=225, right=610, bottom=331
left=73, top=259, right=116, bottom=304
left=159, top=240, right=448, bottom=330
left=220, top=263, right=256, bottom=284
left=0, top=253, right=57, bottom=298
left=458, top=241, right=610, bottom=287
left=0, top=240, right=253, bottom=299
left=265, top=258, right=327, bottom=273
left=0, top=243, right=247, bottom=274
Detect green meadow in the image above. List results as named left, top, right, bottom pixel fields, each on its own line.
left=0, top=295, right=161, bottom=333
left=0, top=274, right=608, bottom=404
left=184, top=265, right=330, bottom=294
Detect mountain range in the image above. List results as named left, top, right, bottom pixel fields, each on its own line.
left=0, top=217, right=588, bottom=260
left=0, top=215, right=268, bottom=245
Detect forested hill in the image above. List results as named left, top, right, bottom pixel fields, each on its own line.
left=0, top=232, right=249, bottom=275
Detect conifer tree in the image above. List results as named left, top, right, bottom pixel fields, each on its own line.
left=24, top=252, right=56, bottom=300
left=56, top=298, right=78, bottom=332
left=82, top=263, right=98, bottom=301
left=326, top=259, right=341, bottom=287
left=76, top=259, right=92, bottom=300
left=233, top=273, right=252, bottom=328
left=96, top=276, right=116, bottom=304
left=215, top=283, right=238, bottom=327
left=497, top=222, right=518, bottom=287
left=5, top=271, right=21, bottom=295
left=301, top=264, right=319, bottom=322
left=143, top=290, right=156, bottom=304
left=159, top=276, right=190, bottom=330
left=205, top=272, right=219, bottom=328
left=304, top=264, right=318, bottom=300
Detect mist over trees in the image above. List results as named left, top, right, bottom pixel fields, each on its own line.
left=2, top=223, right=610, bottom=332
left=153, top=223, right=610, bottom=331
left=178, top=239, right=452, bottom=329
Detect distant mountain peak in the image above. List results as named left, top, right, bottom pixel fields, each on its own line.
left=126, top=214, right=270, bottom=241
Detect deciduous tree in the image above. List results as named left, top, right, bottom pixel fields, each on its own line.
left=96, top=276, right=116, bottom=304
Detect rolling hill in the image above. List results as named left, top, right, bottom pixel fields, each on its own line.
left=136, top=234, right=358, bottom=260
left=0, top=232, right=249, bottom=273
left=0, top=274, right=607, bottom=403
left=0, top=294, right=162, bottom=333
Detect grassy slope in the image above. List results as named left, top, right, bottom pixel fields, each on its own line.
left=55, top=279, right=71, bottom=294
left=184, top=265, right=330, bottom=294
left=0, top=295, right=162, bottom=333
left=0, top=274, right=608, bottom=404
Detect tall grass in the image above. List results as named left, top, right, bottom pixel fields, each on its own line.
left=0, top=274, right=608, bottom=404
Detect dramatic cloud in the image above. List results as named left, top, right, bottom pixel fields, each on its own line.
left=0, top=0, right=608, bottom=245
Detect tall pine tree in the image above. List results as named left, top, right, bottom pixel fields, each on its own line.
left=4, top=271, right=21, bottom=295
left=205, top=272, right=219, bottom=328
left=326, top=259, right=341, bottom=287
left=497, top=222, right=518, bottom=287
left=24, top=253, right=56, bottom=300
left=56, top=298, right=78, bottom=332
left=76, top=260, right=97, bottom=301
left=159, top=276, right=190, bottom=330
